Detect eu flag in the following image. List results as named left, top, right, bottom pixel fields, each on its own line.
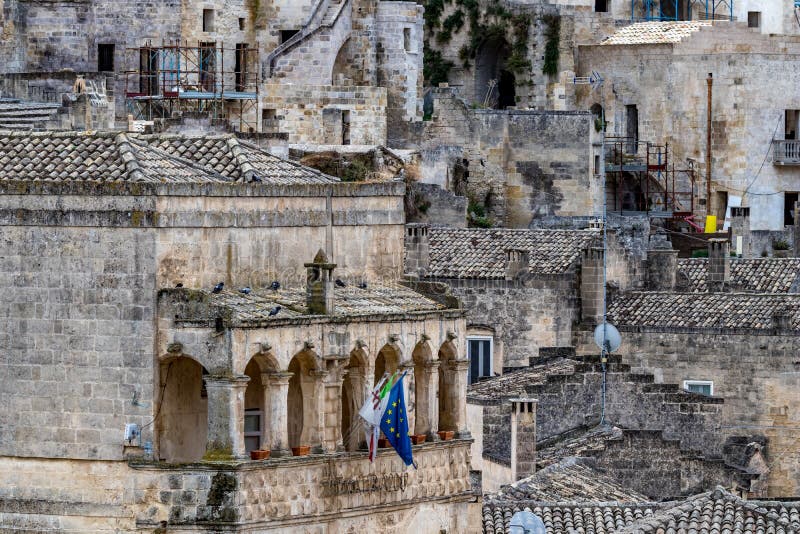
left=379, top=374, right=415, bottom=467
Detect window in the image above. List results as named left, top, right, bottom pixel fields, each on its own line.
left=97, top=44, right=115, bottom=72
left=281, top=29, right=299, bottom=44
left=625, top=104, right=639, bottom=154
left=203, top=9, right=215, bottom=32
left=684, top=380, right=713, bottom=396
left=467, top=336, right=493, bottom=384
left=785, top=192, right=799, bottom=226
left=594, top=154, right=601, bottom=176
left=244, top=409, right=262, bottom=452
left=403, top=28, right=412, bottom=52
left=595, top=0, right=608, bottom=12
left=747, top=11, right=761, bottom=29
left=239, top=17, right=246, bottom=31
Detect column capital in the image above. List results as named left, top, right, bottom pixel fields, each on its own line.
left=265, top=371, right=294, bottom=386
left=424, top=360, right=440, bottom=371
left=204, top=375, right=250, bottom=387
left=449, top=358, right=471, bottom=371
left=309, top=369, right=329, bottom=379
left=400, top=361, right=415, bottom=372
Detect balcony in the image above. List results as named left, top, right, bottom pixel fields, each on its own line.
left=773, top=140, right=800, bottom=165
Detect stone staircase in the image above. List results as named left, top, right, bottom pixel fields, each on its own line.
left=0, top=98, right=61, bottom=130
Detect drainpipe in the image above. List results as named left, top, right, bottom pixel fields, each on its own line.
left=706, top=73, right=713, bottom=218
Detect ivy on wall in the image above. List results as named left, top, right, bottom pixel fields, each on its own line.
left=542, top=13, right=560, bottom=76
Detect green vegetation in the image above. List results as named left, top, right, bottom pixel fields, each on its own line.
left=773, top=239, right=791, bottom=251
left=468, top=198, right=493, bottom=228
left=542, top=14, right=560, bottom=76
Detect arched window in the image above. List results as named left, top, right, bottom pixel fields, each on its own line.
left=243, top=352, right=279, bottom=453
left=157, top=355, right=208, bottom=462
left=374, top=344, right=400, bottom=386
left=287, top=350, right=319, bottom=448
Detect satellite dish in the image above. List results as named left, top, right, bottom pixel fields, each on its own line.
left=509, top=511, right=546, bottom=534
left=593, top=322, right=622, bottom=353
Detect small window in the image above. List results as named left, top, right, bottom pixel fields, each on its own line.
left=594, top=154, right=601, bottom=175
left=203, top=9, right=215, bottom=32
left=239, top=17, right=246, bottom=31
left=98, top=43, right=115, bottom=72
left=684, top=380, right=713, bottom=396
left=785, top=192, right=799, bottom=226
left=281, top=29, right=299, bottom=44
left=595, top=0, right=608, bottom=12
left=747, top=11, right=760, bottom=29
left=244, top=409, right=262, bottom=453
left=403, top=28, right=412, bottom=52
left=467, top=336, right=493, bottom=384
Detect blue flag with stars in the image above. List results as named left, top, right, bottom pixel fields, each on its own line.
left=379, top=373, right=415, bottom=467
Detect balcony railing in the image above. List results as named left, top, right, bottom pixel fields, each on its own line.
left=773, top=139, right=800, bottom=165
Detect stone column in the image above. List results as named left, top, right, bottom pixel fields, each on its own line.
left=415, top=361, right=439, bottom=440
left=400, top=363, right=415, bottom=436
left=322, top=371, right=347, bottom=453
left=309, top=369, right=329, bottom=453
left=265, top=372, right=293, bottom=457
left=344, top=368, right=367, bottom=451
left=203, top=375, right=250, bottom=460
left=450, top=358, right=472, bottom=439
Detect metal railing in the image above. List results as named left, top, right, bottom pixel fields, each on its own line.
left=773, top=139, right=800, bottom=165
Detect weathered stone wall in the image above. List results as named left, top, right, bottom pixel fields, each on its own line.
left=575, top=328, right=800, bottom=496
left=577, top=23, right=800, bottom=230
left=421, top=89, right=602, bottom=227
left=406, top=182, right=468, bottom=228
left=0, top=442, right=480, bottom=533
left=260, top=84, right=387, bottom=145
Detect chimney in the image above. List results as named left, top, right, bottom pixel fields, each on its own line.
left=505, top=249, right=530, bottom=281
left=646, top=230, right=678, bottom=291
left=731, top=207, right=751, bottom=258
left=707, top=238, right=730, bottom=292
left=510, top=398, right=537, bottom=481
left=581, top=246, right=605, bottom=324
left=773, top=309, right=791, bottom=332
left=404, top=224, right=430, bottom=275
left=305, top=249, right=336, bottom=314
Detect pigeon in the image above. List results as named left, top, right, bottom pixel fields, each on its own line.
left=335, top=278, right=346, bottom=288
left=358, top=281, right=368, bottom=289
left=212, top=282, right=224, bottom=294
left=175, top=282, right=183, bottom=288
left=268, top=306, right=281, bottom=317
left=239, top=287, right=252, bottom=295
left=269, top=281, right=280, bottom=291
left=250, top=174, right=262, bottom=183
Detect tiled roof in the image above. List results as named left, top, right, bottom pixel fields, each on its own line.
left=0, top=131, right=227, bottom=183
left=618, top=488, right=800, bottom=534
left=467, top=358, right=577, bottom=402
left=426, top=228, right=600, bottom=279
left=607, top=293, right=800, bottom=331
left=0, top=130, right=339, bottom=185
left=678, top=258, right=800, bottom=294
left=490, top=457, right=649, bottom=503
left=141, top=134, right=339, bottom=184
left=536, top=425, right=624, bottom=470
left=601, top=21, right=711, bottom=45
left=482, top=502, right=659, bottom=534
left=200, top=283, right=446, bottom=325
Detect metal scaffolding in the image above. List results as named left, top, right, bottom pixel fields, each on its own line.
left=631, top=0, right=734, bottom=22
left=124, top=41, right=260, bottom=132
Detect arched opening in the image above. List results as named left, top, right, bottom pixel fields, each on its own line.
left=287, top=350, right=318, bottom=448
left=590, top=103, right=605, bottom=132
left=474, top=36, right=514, bottom=110
left=341, top=347, right=368, bottom=451
left=157, top=355, right=208, bottom=462
left=437, top=341, right=458, bottom=432
left=332, top=38, right=358, bottom=86
left=374, top=344, right=401, bottom=385
left=412, top=341, right=433, bottom=436
left=243, top=352, right=278, bottom=453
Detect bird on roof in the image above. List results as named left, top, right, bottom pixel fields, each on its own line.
left=335, top=278, right=346, bottom=287
left=250, top=174, right=262, bottom=183
left=212, top=282, right=224, bottom=293
left=175, top=282, right=183, bottom=288
left=270, top=281, right=280, bottom=291
left=358, top=281, right=368, bottom=289
left=268, top=306, right=281, bottom=317
left=239, top=287, right=252, bottom=295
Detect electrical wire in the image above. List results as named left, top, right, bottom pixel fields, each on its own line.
left=741, top=113, right=784, bottom=199
left=140, top=361, right=173, bottom=431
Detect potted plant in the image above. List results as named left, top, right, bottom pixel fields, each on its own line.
left=250, top=449, right=271, bottom=461
left=291, top=445, right=311, bottom=457
left=378, top=437, right=391, bottom=448
left=411, top=434, right=427, bottom=445
left=437, top=430, right=455, bottom=441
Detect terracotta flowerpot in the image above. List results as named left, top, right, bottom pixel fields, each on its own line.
left=378, top=437, right=391, bottom=448
left=291, top=445, right=311, bottom=457
left=250, top=449, right=271, bottom=461
left=437, top=430, right=455, bottom=441
left=411, top=434, right=427, bottom=445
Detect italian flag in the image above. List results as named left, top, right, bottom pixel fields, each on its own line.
left=358, top=372, right=396, bottom=461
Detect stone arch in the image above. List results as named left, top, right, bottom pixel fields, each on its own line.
left=590, top=103, right=605, bottom=132
left=474, top=35, right=514, bottom=109
left=374, top=343, right=402, bottom=386
left=243, top=351, right=279, bottom=453
left=287, top=349, right=320, bottom=448
left=341, top=346, right=368, bottom=451
left=157, top=354, right=209, bottom=462
left=412, top=340, right=435, bottom=437
left=438, top=341, right=459, bottom=432
left=331, top=37, right=358, bottom=85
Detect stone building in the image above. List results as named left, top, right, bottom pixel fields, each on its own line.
left=0, top=131, right=480, bottom=532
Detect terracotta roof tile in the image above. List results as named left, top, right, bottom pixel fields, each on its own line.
left=601, top=21, right=711, bottom=45
left=426, top=228, right=600, bottom=279
left=467, top=358, right=577, bottom=402
left=678, top=258, right=800, bottom=293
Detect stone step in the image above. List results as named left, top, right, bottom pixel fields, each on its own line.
left=0, top=109, right=60, bottom=119
left=0, top=103, right=60, bottom=112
